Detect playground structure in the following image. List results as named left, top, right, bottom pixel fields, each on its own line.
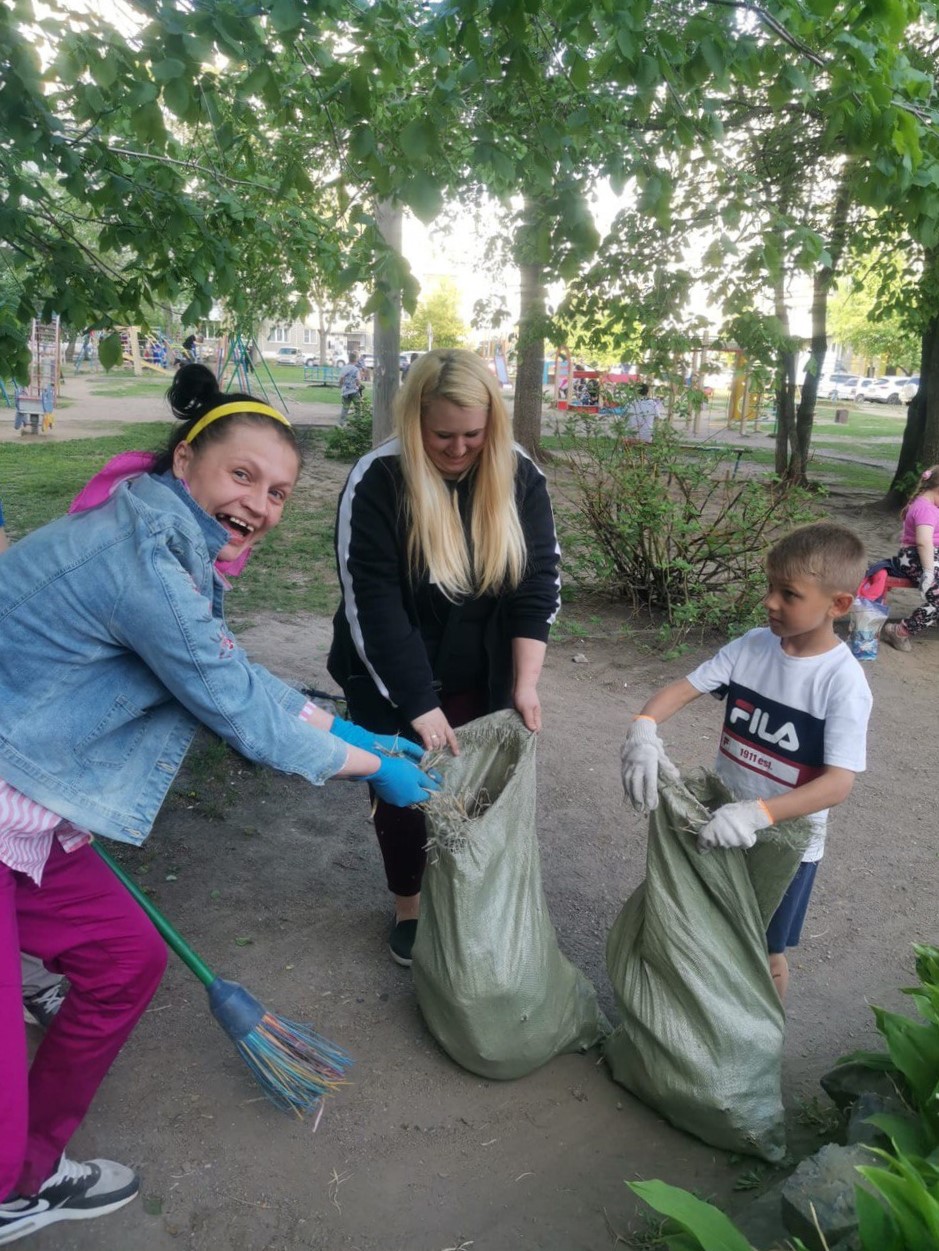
left=549, top=342, right=769, bottom=435
left=214, top=332, right=289, bottom=414
left=14, top=318, right=60, bottom=434
left=551, top=349, right=639, bottom=414
left=119, top=326, right=176, bottom=376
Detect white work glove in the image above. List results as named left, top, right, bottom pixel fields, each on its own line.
left=620, top=717, right=680, bottom=812
left=697, top=799, right=774, bottom=852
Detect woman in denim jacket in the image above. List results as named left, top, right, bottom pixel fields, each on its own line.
left=0, top=365, right=437, bottom=1245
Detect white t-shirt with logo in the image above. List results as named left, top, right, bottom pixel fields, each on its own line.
left=686, top=628, right=872, bottom=862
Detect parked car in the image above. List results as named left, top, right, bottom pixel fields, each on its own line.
left=866, top=376, right=906, bottom=405
left=264, top=345, right=317, bottom=367
left=851, top=377, right=878, bottom=402
left=900, top=376, right=920, bottom=404
left=824, top=375, right=860, bottom=401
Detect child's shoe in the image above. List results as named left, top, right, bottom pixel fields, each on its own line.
left=0, top=1155, right=138, bottom=1244
left=882, top=622, right=912, bottom=653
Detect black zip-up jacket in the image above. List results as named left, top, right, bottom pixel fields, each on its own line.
left=328, top=438, right=561, bottom=734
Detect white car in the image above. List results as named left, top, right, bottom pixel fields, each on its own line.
left=264, top=345, right=317, bottom=367
left=824, top=375, right=860, bottom=401
left=866, top=376, right=905, bottom=404
left=852, top=378, right=879, bottom=402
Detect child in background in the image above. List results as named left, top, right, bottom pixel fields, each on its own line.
left=881, top=465, right=939, bottom=653
left=621, top=522, right=872, bottom=999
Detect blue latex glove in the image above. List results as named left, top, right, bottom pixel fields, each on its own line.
left=330, top=717, right=424, bottom=762
left=366, top=755, right=441, bottom=808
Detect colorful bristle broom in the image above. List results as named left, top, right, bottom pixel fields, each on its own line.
left=95, top=843, right=351, bottom=1117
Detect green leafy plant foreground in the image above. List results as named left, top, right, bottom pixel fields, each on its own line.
left=629, top=944, right=939, bottom=1251
left=555, top=420, right=817, bottom=641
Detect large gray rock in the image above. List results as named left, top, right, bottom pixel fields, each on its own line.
left=829, top=1235, right=863, bottom=1251
left=732, top=1187, right=789, bottom=1251
left=820, top=1060, right=902, bottom=1112
left=781, top=1143, right=878, bottom=1251
left=845, top=1090, right=909, bottom=1148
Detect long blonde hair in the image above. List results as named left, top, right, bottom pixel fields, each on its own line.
left=396, top=349, right=526, bottom=599
left=901, top=465, right=939, bottom=520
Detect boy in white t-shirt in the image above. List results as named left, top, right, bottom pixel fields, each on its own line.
left=621, top=522, right=872, bottom=999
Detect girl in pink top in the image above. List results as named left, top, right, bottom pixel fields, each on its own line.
left=882, top=465, right=939, bottom=652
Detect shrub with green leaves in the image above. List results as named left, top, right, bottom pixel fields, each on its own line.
left=324, top=394, right=374, bottom=462
left=554, top=416, right=817, bottom=641
left=839, top=943, right=939, bottom=1157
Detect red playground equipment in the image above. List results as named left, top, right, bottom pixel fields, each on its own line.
left=552, top=348, right=639, bottom=414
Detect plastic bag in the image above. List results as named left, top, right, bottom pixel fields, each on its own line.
left=848, top=595, right=888, bottom=662
left=604, top=769, right=811, bottom=1161
left=412, top=710, right=608, bottom=1080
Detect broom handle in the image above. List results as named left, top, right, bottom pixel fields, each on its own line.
left=94, top=842, right=217, bottom=989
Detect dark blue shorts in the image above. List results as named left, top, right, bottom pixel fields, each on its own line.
left=766, top=861, right=818, bottom=955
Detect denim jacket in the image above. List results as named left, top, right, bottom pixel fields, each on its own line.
left=0, top=473, right=347, bottom=844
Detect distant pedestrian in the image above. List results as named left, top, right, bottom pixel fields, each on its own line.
left=74, top=331, right=93, bottom=374
left=401, top=352, right=419, bottom=383
left=339, top=352, right=365, bottom=425
left=624, top=384, right=662, bottom=443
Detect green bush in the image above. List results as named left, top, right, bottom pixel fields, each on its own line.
left=324, top=394, right=374, bottom=461
left=554, top=416, right=817, bottom=641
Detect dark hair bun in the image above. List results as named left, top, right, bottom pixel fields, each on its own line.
left=167, top=363, right=222, bottom=420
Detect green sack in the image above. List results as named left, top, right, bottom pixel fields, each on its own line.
left=604, top=769, right=812, bottom=1162
left=412, top=710, right=608, bottom=1080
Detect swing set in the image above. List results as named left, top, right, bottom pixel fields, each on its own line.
left=214, top=332, right=289, bottom=414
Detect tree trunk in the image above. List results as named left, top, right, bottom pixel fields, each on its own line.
left=886, top=248, right=939, bottom=506
left=791, top=173, right=852, bottom=485
left=372, top=200, right=402, bottom=444
left=772, top=265, right=797, bottom=478
left=774, top=348, right=798, bottom=478
left=790, top=268, right=823, bottom=486
left=513, top=200, right=547, bottom=459
left=886, top=312, right=939, bottom=506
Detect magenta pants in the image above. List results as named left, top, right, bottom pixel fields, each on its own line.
left=1, top=840, right=166, bottom=1198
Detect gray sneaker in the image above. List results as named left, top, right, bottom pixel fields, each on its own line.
left=0, top=1155, right=138, bottom=1244
left=22, top=981, right=67, bottom=1029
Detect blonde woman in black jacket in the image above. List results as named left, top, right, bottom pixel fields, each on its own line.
left=329, top=349, right=561, bottom=965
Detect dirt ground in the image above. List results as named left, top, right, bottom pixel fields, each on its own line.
left=15, top=378, right=937, bottom=1250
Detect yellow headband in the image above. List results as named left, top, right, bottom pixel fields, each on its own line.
left=184, top=401, right=292, bottom=444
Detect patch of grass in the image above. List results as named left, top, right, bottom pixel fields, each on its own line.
left=724, top=446, right=893, bottom=494
left=0, top=424, right=171, bottom=537
left=85, top=374, right=172, bottom=398
left=0, top=423, right=339, bottom=627
left=295, top=385, right=342, bottom=404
